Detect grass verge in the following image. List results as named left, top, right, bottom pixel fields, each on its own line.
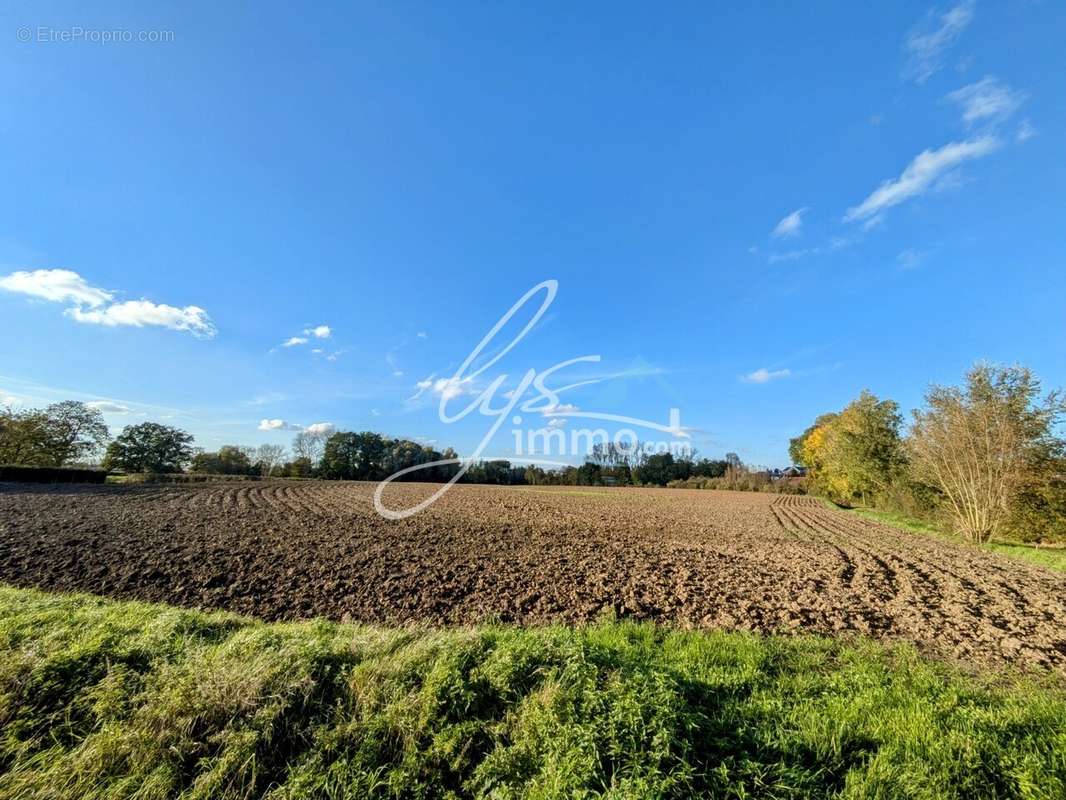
left=0, top=586, right=1063, bottom=798
left=841, top=505, right=1066, bottom=573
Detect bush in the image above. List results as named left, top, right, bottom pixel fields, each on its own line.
left=109, top=472, right=262, bottom=484
left=667, top=469, right=806, bottom=494
left=0, top=464, right=107, bottom=484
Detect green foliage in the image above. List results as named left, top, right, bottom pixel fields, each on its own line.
left=0, top=585, right=1063, bottom=799
left=190, top=444, right=255, bottom=475
left=286, top=456, right=315, bottom=478
left=633, top=452, right=676, bottom=486
left=0, top=401, right=109, bottom=467
left=669, top=467, right=806, bottom=493
left=102, top=422, right=194, bottom=474
left=800, top=392, right=904, bottom=505
left=1004, top=452, right=1066, bottom=544
left=321, top=433, right=460, bottom=482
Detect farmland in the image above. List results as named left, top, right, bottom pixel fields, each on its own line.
left=1, top=480, right=1063, bottom=672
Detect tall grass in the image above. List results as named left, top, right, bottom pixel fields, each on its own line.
left=0, top=585, right=1062, bottom=799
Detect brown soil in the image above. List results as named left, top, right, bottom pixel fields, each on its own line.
left=1, top=481, right=1063, bottom=671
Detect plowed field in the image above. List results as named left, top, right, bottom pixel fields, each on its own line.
left=1, top=481, right=1063, bottom=670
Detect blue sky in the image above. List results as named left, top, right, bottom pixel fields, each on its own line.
left=1, top=1, right=1063, bottom=466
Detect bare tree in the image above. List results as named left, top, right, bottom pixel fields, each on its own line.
left=255, top=443, right=287, bottom=477
left=292, top=429, right=329, bottom=466
left=908, top=363, right=1064, bottom=544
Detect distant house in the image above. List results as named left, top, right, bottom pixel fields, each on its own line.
left=771, top=466, right=807, bottom=481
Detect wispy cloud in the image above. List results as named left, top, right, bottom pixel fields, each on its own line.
left=86, top=400, right=131, bottom=414
left=247, top=392, right=287, bottom=407
left=0, top=268, right=216, bottom=338
left=1016, top=119, right=1037, bottom=143
left=410, top=375, right=474, bottom=402
left=742, top=368, right=791, bottom=384
left=304, top=324, right=331, bottom=339
left=902, top=1, right=976, bottom=84
left=771, top=208, right=807, bottom=238
left=946, top=77, right=1025, bottom=126
left=768, top=235, right=858, bottom=264
left=843, top=136, right=999, bottom=223
left=896, top=248, right=929, bottom=271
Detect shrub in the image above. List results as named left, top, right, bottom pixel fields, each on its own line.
left=110, top=472, right=262, bottom=484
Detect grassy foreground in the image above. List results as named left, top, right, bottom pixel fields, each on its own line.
left=0, top=587, right=1063, bottom=799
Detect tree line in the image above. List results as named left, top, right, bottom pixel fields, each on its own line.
left=0, top=403, right=744, bottom=488
left=790, top=363, right=1065, bottom=545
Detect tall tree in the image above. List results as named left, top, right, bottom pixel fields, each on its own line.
left=0, top=408, right=53, bottom=465
left=255, top=444, right=287, bottom=477
left=827, top=391, right=905, bottom=505
left=103, top=422, right=194, bottom=474
left=908, top=363, right=1065, bottom=543
left=41, top=401, right=110, bottom=465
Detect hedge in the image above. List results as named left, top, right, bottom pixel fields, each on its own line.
left=0, top=465, right=108, bottom=484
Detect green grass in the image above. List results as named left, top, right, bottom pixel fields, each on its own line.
left=0, top=586, right=1063, bottom=798
left=829, top=503, right=1066, bottom=574
left=984, top=542, right=1066, bottom=572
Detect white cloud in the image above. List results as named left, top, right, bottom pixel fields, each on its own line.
left=370, top=408, right=381, bottom=417
left=247, top=392, right=286, bottom=407
left=903, top=1, right=976, bottom=83
left=0, top=268, right=112, bottom=307
left=305, top=325, right=331, bottom=339
left=282, top=336, right=308, bottom=347
left=1, top=268, right=215, bottom=338
left=86, top=400, right=131, bottom=414
left=392, top=370, right=404, bottom=378
left=411, top=375, right=473, bottom=402
left=416, top=331, right=428, bottom=339
left=742, top=368, right=791, bottom=384
left=0, top=391, right=22, bottom=407
left=546, top=417, right=567, bottom=429
left=259, top=418, right=335, bottom=434
left=771, top=208, right=807, bottom=238
left=259, top=418, right=300, bottom=431
left=1016, top=119, right=1037, bottom=143
left=946, top=77, right=1025, bottom=126
left=843, top=137, right=999, bottom=223
left=540, top=402, right=579, bottom=416
left=67, top=300, right=216, bottom=338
